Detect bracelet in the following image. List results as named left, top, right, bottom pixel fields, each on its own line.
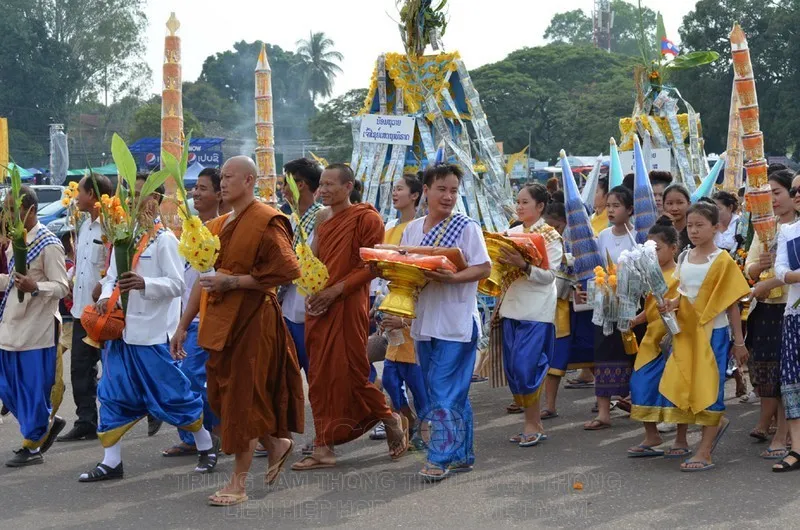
left=733, top=342, right=746, bottom=347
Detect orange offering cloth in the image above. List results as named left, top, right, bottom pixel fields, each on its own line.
left=198, top=201, right=304, bottom=454
left=375, top=244, right=468, bottom=270
left=305, top=204, right=393, bottom=446
left=504, top=232, right=549, bottom=270
left=359, top=247, right=458, bottom=273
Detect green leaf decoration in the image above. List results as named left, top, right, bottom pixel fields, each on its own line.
left=161, top=149, right=181, bottom=189
left=666, top=50, right=720, bottom=70
left=285, top=173, right=300, bottom=205
left=180, top=131, right=192, bottom=177
left=139, top=169, right=171, bottom=202
left=111, top=133, right=137, bottom=194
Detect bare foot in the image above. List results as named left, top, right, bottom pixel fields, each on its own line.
left=384, top=413, right=408, bottom=459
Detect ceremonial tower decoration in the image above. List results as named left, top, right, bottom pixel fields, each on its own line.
left=161, top=12, right=183, bottom=198
left=255, top=44, right=277, bottom=204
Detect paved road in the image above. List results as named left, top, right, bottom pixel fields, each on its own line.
left=1, top=351, right=797, bottom=529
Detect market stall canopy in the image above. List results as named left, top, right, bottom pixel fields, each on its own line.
left=182, top=161, right=206, bottom=187
left=6, top=162, right=34, bottom=180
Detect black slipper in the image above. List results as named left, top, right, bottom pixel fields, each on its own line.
left=773, top=451, right=800, bottom=473
left=79, top=462, right=124, bottom=482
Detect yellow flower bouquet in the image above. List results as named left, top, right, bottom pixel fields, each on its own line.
left=161, top=133, right=220, bottom=274
left=284, top=174, right=329, bottom=296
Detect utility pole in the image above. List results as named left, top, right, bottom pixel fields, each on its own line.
left=593, top=0, right=614, bottom=53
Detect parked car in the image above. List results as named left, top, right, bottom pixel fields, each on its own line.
left=31, top=185, right=65, bottom=211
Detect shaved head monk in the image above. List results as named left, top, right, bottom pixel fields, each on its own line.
left=292, top=163, right=408, bottom=471
left=171, top=155, right=304, bottom=506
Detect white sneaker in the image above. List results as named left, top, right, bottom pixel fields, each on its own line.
left=369, top=422, right=387, bottom=440
left=739, top=390, right=760, bottom=404
left=657, top=422, right=677, bottom=433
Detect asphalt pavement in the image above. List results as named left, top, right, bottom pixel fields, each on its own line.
left=1, top=352, right=797, bottom=529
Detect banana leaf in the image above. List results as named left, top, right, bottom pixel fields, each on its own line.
left=666, top=51, right=719, bottom=70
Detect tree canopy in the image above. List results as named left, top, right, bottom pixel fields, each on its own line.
left=471, top=44, right=637, bottom=161
left=296, top=32, right=345, bottom=102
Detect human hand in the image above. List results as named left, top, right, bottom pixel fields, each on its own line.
left=573, top=285, right=588, bottom=305
left=170, top=327, right=187, bottom=361
left=752, top=282, right=772, bottom=301
left=95, top=298, right=111, bottom=315
left=758, top=251, right=775, bottom=270
left=498, top=247, right=527, bottom=270
left=12, top=273, right=38, bottom=293
left=657, top=297, right=679, bottom=314
left=199, top=272, right=238, bottom=293
left=424, top=268, right=456, bottom=284
left=306, top=284, right=342, bottom=316
left=732, top=343, right=749, bottom=366
left=381, top=314, right=405, bottom=331
left=118, top=271, right=146, bottom=293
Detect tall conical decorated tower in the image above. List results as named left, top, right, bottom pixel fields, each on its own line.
left=350, top=2, right=514, bottom=230
left=161, top=12, right=183, bottom=198
left=254, top=43, right=277, bottom=204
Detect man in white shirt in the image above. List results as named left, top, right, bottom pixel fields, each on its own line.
left=0, top=186, right=70, bottom=466
left=162, top=167, right=221, bottom=457
left=400, top=164, right=491, bottom=482
left=58, top=173, right=114, bottom=442
left=79, top=176, right=217, bottom=482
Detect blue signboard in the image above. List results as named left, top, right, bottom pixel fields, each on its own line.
left=128, top=137, right=225, bottom=171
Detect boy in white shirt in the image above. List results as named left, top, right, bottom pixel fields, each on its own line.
left=0, top=186, right=69, bottom=466
left=400, top=164, right=491, bottom=482
left=79, top=176, right=217, bottom=482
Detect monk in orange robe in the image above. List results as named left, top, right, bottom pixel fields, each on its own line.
left=291, top=163, right=408, bottom=471
left=171, top=156, right=303, bottom=506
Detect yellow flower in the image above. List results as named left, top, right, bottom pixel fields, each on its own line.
left=61, top=198, right=70, bottom=207
left=69, top=181, right=79, bottom=189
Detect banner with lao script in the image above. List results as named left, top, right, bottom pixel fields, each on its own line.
left=359, top=115, right=415, bottom=146
left=619, top=148, right=671, bottom=173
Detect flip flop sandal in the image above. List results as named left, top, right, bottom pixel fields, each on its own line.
left=772, top=451, right=800, bottom=473
left=290, top=456, right=336, bottom=471
left=419, top=463, right=450, bottom=483
left=509, top=433, right=524, bottom=443
left=448, top=463, right=474, bottom=474
left=162, top=444, right=198, bottom=457
left=584, top=419, right=611, bottom=431
left=471, top=375, right=488, bottom=383
left=627, top=444, right=665, bottom=458
left=680, top=460, right=716, bottom=472
left=519, top=432, right=547, bottom=447
left=564, top=380, right=594, bottom=389
left=541, top=409, right=559, bottom=420
left=506, top=403, right=524, bottom=414
left=664, top=447, right=692, bottom=459
left=749, top=429, right=769, bottom=442
left=208, top=492, right=249, bottom=507
left=760, top=448, right=789, bottom=460
left=265, top=440, right=294, bottom=486
left=615, top=400, right=632, bottom=413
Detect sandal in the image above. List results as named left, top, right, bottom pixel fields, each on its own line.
left=519, top=432, right=547, bottom=447
left=710, top=417, right=730, bottom=454
left=564, top=379, right=594, bottom=389
left=761, top=447, right=789, bottom=460
left=664, top=447, right=692, bottom=459
left=749, top=428, right=768, bottom=442
left=291, top=455, right=336, bottom=471
left=471, top=375, right=488, bottom=383
left=419, top=462, right=450, bottom=483
left=162, top=443, right=198, bottom=457
left=680, top=459, right=715, bottom=472
left=627, top=444, right=664, bottom=458
left=540, top=409, right=559, bottom=420
left=448, top=463, right=473, bottom=474
left=78, top=462, right=124, bottom=482
left=194, top=435, right=220, bottom=473
left=584, top=418, right=611, bottom=431
left=265, top=440, right=294, bottom=485
left=506, top=402, right=523, bottom=414
left=772, top=451, right=800, bottom=472
left=208, top=491, right=249, bottom=507
left=387, top=415, right=409, bottom=460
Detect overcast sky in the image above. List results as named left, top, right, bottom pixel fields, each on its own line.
left=144, top=0, right=700, bottom=99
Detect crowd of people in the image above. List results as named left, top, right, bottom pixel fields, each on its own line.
left=0, top=155, right=799, bottom=506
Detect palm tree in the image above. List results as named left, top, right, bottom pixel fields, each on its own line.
left=296, top=31, right=344, bottom=102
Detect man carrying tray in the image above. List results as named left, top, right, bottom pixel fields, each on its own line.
left=399, top=164, right=491, bottom=482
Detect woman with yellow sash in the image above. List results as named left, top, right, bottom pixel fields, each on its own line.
left=493, top=184, right=562, bottom=447
left=658, top=202, right=750, bottom=472
left=627, top=218, right=690, bottom=458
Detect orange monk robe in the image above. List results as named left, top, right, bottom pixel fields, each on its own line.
left=305, top=203, right=392, bottom=446
left=198, top=201, right=304, bottom=454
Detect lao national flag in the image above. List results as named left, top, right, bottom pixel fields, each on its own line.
left=661, top=38, right=680, bottom=57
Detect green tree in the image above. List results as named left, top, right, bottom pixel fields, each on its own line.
left=199, top=41, right=316, bottom=145
left=308, top=89, right=368, bottom=163
left=128, top=102, right=204, bottom=142
left=470, top=44, right=637, bottom=161
left=543, top=0, right=657, bottom=57
left=543, top=9, right=593, bottom=45
left=295, top=31, right=344, bottom=101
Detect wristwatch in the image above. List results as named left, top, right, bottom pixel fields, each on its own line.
left=31, top=286, right=40, bottom=297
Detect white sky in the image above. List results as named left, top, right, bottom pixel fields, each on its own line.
left=144, top=0, right=699, bottom=99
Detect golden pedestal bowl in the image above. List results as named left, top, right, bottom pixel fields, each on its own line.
left=479, top=233, right=533, bottom=297
left=375, top=261, right=428, bottom=319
